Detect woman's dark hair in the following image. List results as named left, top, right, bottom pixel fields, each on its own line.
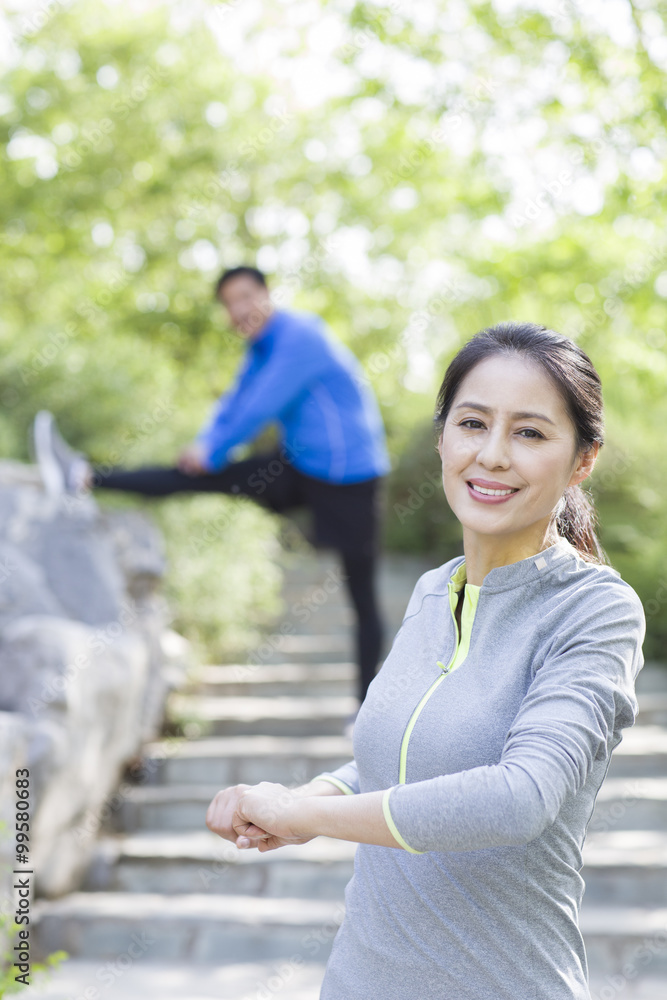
left=434, top=321, right=606, bottom=564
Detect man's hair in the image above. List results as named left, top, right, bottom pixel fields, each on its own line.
left=215, top=266, right=267, bottom=296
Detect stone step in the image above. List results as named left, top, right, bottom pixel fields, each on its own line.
left=637, top=692, right=667, bottom=726
left=256, top=633, right=351, bottom=664
left=33, top=892, right=345, bottom=963
left=107, top=783, right=229, bottom=833
left=587, top=978, right=667, bottom=1000
left=85, top=832, right=356, bottom=896
left=168, top=694, right=357, bottom=737
left=591, top=778, right=667, bottom=832
left=18, top=958, right=329, bottom=1000
left=582, top=831, right=667, bottom=906
left=635, top=663, right=667, bottom=695
left=32, top=893, right=667, bottom=978
left=183, top=662, right=356, bottom=697
left=582, top=907, right=667, bottom=981
left=139, top=734, right=353, bottom=788
left=606, top=726, right=667, bottom=778
left=17, top=958, right=667, bottom=1000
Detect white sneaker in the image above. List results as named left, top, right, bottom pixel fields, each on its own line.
left=32, top=411, right=92, bottom=498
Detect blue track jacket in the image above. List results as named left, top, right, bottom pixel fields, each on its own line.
left=196, top=309, right=390, bottom=483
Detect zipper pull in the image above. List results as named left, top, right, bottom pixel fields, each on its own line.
left=437, top=661, right=450, bottom=674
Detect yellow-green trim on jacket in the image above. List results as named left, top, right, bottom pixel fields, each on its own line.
left=385, top=561, right=480, bottom=853
left=311, top=774, right=356, bottom=795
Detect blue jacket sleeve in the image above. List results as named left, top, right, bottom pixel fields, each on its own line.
left=384, top=583, right=645, bottom=853
left=196, top=326, right=333, bottom=472
left=196, top=358, right=253, bottom=460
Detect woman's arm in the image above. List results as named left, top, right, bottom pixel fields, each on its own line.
left=206, top=777, right=392, bottom=851
left=229, top=585, right=645, bottom=856
left=231, top=782, right=399, bottom=851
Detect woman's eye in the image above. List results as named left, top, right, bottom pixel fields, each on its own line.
left=460, top=419, right=484, bottom=429
left=518, top=428, right=543, bottom=439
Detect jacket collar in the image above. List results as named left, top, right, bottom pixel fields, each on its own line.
left=249, top=310, right=284, bottom=352
left=447, top=536, right=593, bottom=595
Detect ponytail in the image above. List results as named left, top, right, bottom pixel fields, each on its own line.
left=555, top=485, right=606, bottom=564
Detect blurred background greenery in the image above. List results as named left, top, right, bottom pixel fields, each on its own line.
left=0, top=0, right=665, bottom=659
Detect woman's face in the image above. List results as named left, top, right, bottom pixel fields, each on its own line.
left=438, top=353, right=598, bottom=546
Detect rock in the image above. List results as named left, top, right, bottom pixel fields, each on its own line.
left=0, top=540, right=64, bottom=630
left=0, top=485, right=125, bottom=626
left=0, top=461, right=189, bottom=897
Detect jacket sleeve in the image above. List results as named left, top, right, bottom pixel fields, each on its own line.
left=311, top=761, right=360, bottom=795
left=384, top=583, right=646, bottom=854
left=196, top=359, right=253, bottom=460
left=196, top=326, right=333, bottom=472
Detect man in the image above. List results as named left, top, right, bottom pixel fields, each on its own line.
left=33, top=266, right=390, bottom=733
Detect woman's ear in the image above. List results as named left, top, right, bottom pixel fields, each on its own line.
left=568, top=441, right=600, bottom=487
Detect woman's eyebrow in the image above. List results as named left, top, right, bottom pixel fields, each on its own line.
left=453, top=401, right=556, bottom=425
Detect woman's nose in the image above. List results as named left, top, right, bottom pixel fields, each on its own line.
left=476, top=430, right=511, bottom=470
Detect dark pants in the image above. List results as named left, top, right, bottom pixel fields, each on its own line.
left=92, top=452, right=384, bottom=704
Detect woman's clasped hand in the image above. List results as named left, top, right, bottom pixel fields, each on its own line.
left=205, top=781, right=315, bottom=852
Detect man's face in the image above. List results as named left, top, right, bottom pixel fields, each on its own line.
left=217, top=275, right=273, bottom=339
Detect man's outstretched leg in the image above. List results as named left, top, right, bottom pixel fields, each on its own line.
left=32, top=411, right=299, bottom=506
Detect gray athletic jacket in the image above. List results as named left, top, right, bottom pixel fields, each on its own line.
left=314, top=537, right=645, bottom=1000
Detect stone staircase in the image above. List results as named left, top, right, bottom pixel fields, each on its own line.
left=24, top=550, right=667, bottom=1000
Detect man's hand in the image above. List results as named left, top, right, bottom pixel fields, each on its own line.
left=177, top=441, right=209, bottom=475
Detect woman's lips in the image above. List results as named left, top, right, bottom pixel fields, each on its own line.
left=466, top=481, right=520, bottom=504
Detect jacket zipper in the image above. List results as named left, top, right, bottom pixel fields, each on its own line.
left=397, top=596, right=460, bottom=785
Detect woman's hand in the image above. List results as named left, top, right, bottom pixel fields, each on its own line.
left=231, top=782, right=317, bottom=852
left=206, top=782, right=317, bottom=852
left=206, top=783, right=273, bottom=849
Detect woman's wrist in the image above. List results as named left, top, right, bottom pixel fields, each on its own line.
left=290, top=778, right=346, bottom=798
left=289, top=789, right=398, bottom=848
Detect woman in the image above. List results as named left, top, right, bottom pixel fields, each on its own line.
left=206, top=322, right=645, bottom=1000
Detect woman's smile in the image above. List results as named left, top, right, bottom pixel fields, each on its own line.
left=467, top=478, right=521, bottom=503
